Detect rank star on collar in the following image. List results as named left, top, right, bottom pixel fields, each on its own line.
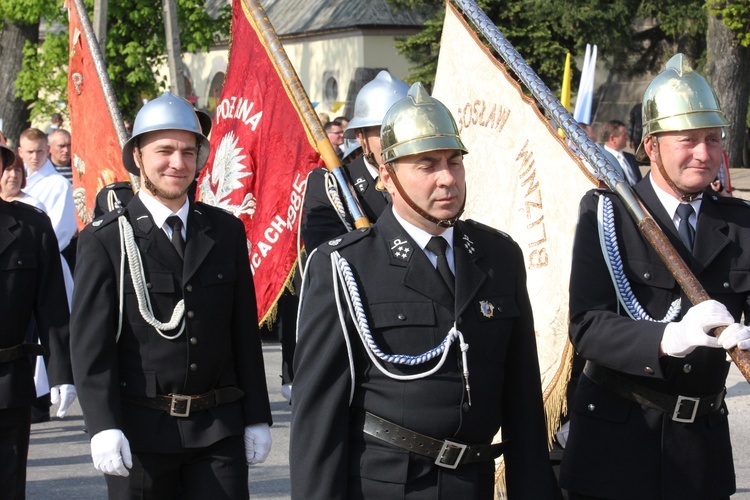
left=463, top=234, right=475, bottom=254
left=389, top=237, right=413, bottom=261
left=354, top=177, right=367, bottom=194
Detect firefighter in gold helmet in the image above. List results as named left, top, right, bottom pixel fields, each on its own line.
left=290, top=82, right=558, bottom=499
left=561, top=54, right=750, bottom=499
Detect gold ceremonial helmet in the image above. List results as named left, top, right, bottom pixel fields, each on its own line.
left=635, top=53, right=728, bottom=162
left=380, top=82, right=468, bottom=164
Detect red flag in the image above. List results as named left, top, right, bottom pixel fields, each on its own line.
left=198, top=0, right=321, bottom=325
left=66, top=0, right=130, bottom=229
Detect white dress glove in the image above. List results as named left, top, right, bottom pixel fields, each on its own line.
left=661, top=300, right=733, bottom=357
left=244, top=423, right=272, bottom=465
left=50, top=384, right=77, bottom=418
left=717, top=323, right=750, bottom=351
left=91, top=429, right=133, bottom=477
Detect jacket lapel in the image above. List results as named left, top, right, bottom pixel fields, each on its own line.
left=378, top=210, right=454, bottom=310
left=454, top=223, right=486, bottom=318
left=183, top=204, right=215, bottom=284
left=0, top=204, right=18, bottom=256
left=691, top=196, right=729, bottom=275
left=127, top=196, right=183, bottom=276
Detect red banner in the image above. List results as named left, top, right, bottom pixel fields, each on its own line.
left=66, top=0, right=130, bottom=229
left=198, top=0, right=321, bottom=324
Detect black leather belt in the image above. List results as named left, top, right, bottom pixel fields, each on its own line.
left=0, top=343, right=45, bottom=363
left=122, top=387, right=244, bottom=418
left=583, top=362, right=725, bottom=423
left=353, top=410, right=505, bottom=469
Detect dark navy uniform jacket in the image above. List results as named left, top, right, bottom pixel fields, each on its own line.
left=561, top=175, right=750, bottom=499
left=291, top=207, right=556, bottom=499
left=70, top=195, right=271, bottom=453
left=0, top=199, right=72, bottom=408
left=301, top=156, right=389, bottom=251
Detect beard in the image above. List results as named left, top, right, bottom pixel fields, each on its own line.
left=141, top=168, right=191, bottom=201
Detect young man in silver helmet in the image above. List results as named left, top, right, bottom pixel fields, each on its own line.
left=70, top=92, right=272, bottom=498
left=290, top=83, right=557, bottom=499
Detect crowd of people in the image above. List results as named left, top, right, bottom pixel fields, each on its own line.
left=2, top=53, right=750, bottom=500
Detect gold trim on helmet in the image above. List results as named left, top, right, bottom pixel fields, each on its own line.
left=635, top=54, right=728, bottom=162
left=380, top=83, right=468, bottom=164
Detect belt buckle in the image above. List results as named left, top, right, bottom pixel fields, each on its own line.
left=435, top=440, right=467, bottom=469
left=672, top=395, right=700, bottom=423
left=170, top=394, right=192, bottom=417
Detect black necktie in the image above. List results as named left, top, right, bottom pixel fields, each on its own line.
left=676, top=203, right=695, bottom=252
left=426, top=236, right=454, bottom=295
left=166, top=215, right=185, bottom=259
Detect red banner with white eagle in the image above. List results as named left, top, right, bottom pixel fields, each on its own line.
left=197, top=0, right=321, bottom=324
left=66, top=0, right=130, bottom=229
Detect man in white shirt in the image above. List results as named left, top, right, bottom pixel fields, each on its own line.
left=601, top=119, right=643, bottom=186
left=18, top=128, right=77, bottom=252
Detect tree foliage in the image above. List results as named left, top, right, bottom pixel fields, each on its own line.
left=386, top=0, right=733, bottom=89
left=11, top=0, right=231, bottom=123
left=707, top=0, right=750, bottom=47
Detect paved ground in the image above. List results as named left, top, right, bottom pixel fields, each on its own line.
left=24, top=339, right=750, bottom=498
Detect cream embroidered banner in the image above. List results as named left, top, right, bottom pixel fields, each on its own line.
left=433, top=1, right=596, bottom=455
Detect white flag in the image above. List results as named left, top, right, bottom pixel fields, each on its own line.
left=433, top=1, right=597, bottom=472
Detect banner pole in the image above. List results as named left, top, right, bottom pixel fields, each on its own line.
left=72, top=0, right=139, bottom=189
left=243, top=0, right=370, bottom=229
left=451, top=0, right=750, bottom=382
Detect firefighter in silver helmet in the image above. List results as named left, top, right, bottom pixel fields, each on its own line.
left=290, top=82, right=558, bottom=499
left=301, top=70, right=409, bottom=250
left=71, top=92, right=273, bottom=498
left=561, top=54, right=750, bottom=499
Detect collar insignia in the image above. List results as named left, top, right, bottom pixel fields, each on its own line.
left=479, top=300, right=495, bottom=318
left=463, top=234, right=475, bottom=254
left=389, top=237, right=413, bottom=261
left=354, top=177, right=368, bottom=194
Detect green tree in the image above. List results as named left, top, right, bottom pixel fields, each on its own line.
left=389, top=0, right=750, bottom=166
left=5, top=0, right=230, bottom=135
left=0, top=0, right=63, bottom=142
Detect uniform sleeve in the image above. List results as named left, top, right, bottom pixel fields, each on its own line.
left=229, top=218, right=272, bottom=426
left=301, top=168, right=350, bottom=251
left=70, top=228, right=123, bottom=434
left=34, top=215, right=73, bottom=388
left=289, top=249, right=353, bottom=500
left=568, top=192, right=665, bottom=377
left=501, top=243, right=559, bottom=498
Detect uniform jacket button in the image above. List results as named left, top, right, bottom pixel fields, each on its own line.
left=186, top=284, right=193, bottom=292
left=723, top=282, right=730, bottom=289
left=397, top=313, right=406, bottom=320
left=147, top=282, right=153, bottom=289
left=190, top=337, right=198, bottom=345
left=643, top=272, right=651, bottom=280
left=187, top=311, right=195, bottom=319
left=587, top=404, right=595, bottom=411
left=683, top=364, right=692, bottom=373
left=644, top=366, right=654, bottom=375
left=217, top=273, right=224, bottom=279
left=462, top=402, right=470, bottom=412
left=190, top=363, right=198, bottom=371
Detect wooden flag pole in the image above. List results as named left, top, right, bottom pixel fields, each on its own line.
left=452, top=0, right=750, bottom=383
left=243, top=0, right=370, bottom=229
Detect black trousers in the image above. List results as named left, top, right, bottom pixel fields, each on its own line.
left=0, top=406, right=32, bottom=500
left=105, top=434, right=248, bottom=500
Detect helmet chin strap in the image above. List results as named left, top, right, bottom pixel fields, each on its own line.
left=385, top=165, right=465, bottom=228
left=652, top=138, right=702, bottom=202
